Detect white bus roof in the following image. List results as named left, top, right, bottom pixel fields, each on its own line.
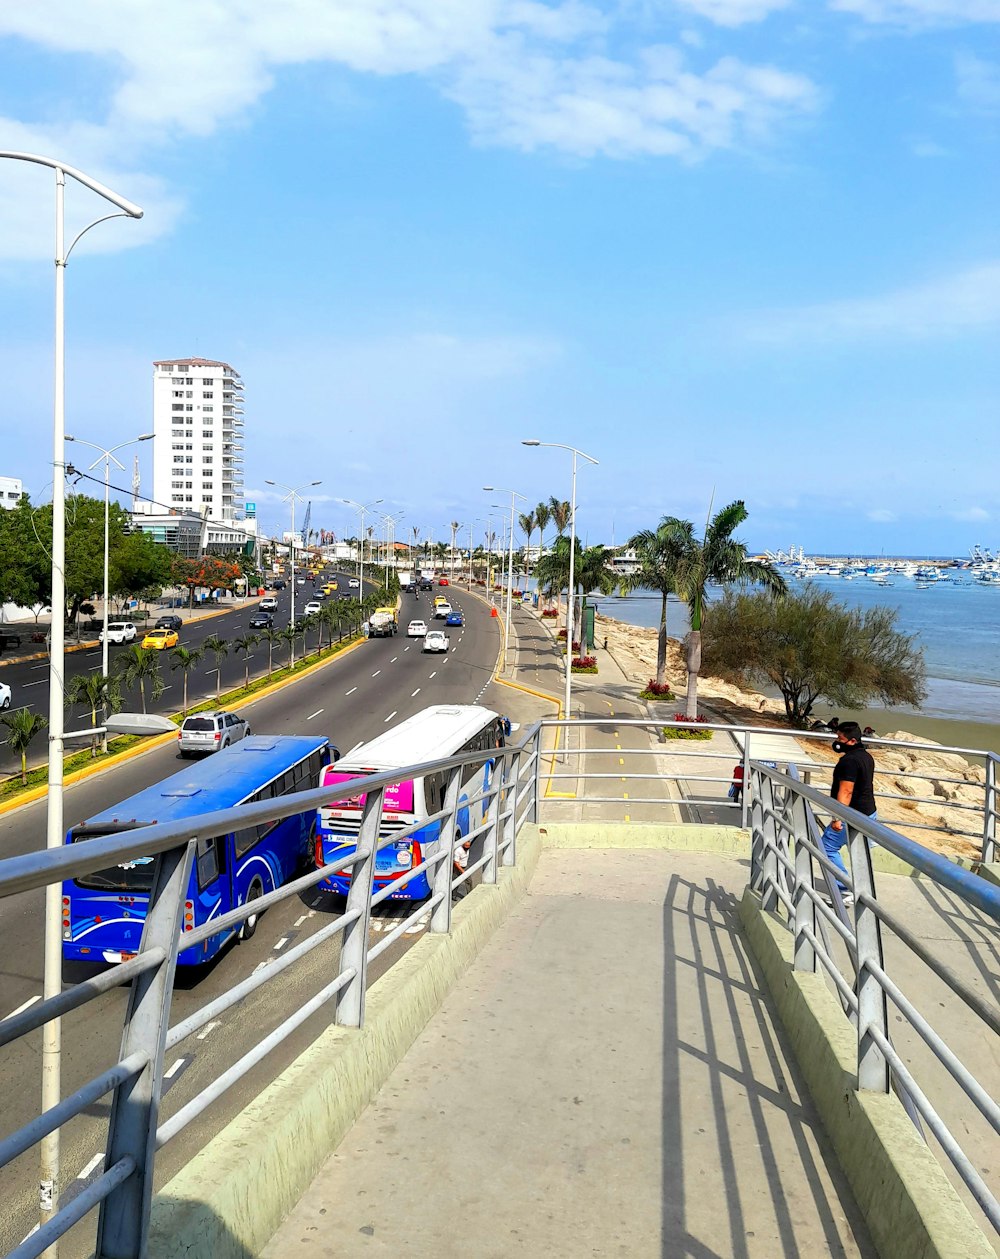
left=336, top=705, right=499, bottom=773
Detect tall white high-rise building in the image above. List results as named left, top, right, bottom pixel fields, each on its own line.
left=152, top=358, right=245, bottom=522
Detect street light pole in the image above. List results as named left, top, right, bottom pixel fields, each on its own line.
left=265, top=479, right=322, bottom=658
left=521, top=440, right=599, bottom=724
left=483, top=486, right=525, bottom=674
left=340, top=498, right=383, bottom=602
left=0, top=149, right=142, bottom=1251
left=65, top=434, right=154, bottom=687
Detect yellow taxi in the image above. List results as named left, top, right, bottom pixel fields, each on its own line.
left=141, top=628, right=179, bottom=650
left=433, top=595, right=448, bottom=608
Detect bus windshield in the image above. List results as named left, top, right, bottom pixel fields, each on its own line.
left=72, top=832, right=157, bottom=892
left=321, top=768, right=414, bottom=814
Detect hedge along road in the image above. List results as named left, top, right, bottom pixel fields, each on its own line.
left=0, top=573, right=377, bottom=777
left=0, top=585, right=500, bottom=1258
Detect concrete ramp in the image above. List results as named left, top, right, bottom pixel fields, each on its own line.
left=262, top=849, right=873, bottom=1258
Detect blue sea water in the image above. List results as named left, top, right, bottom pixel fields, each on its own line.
left=588, top=575, right=1000, bottom=725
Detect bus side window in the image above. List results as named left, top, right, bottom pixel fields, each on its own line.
left=196, top=834, right=221, bottom=890
left=234, top=827, right=258, bottom=860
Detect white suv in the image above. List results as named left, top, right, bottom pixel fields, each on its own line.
left=100, top=622, right=137, bottom=644
left=178, top=710, right=251, bottom=756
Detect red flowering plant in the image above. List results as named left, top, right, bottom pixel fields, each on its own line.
left=662, top=714, right=712, bottom=740
left=638, top=678, right=675, bottom=701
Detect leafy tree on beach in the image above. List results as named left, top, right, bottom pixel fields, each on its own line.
left=548, top=498, right=570, bottom=538
left=657, top=500, right=787, bottom=719
left=534, top=502, right=551, bottom=560
left=519, top=510, right=536, bottom=572
left=702, top=586, right=927, bottom=727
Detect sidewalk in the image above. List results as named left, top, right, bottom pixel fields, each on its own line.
left=262, top=847, right=874, bottom=1258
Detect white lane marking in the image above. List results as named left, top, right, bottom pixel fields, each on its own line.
left=390, top=656, right=398, bottom=663
left=405, top=913, right=430, bottom=935
left=346, top=687, right=357, bottom=695
left=403, top=645, right=410, bottom=652
left=78, top=1152, right=104, bottom=1180
left=253, top=961, right=268, bottom=973
left=294, top=914, right=308, bottom=927
left=163, top=1058, right=186, bottom=1081
left=411, top=688, right=421, bottom=697
left=371, top=670, right=381, bottom=677
left=274, top=936, right=289, bottom=952
left=161, top=685, right=173, bottom=692
left=6, top=994, right=41, bottom=1020
left=23, top=679, right=46, bottom=687
left=384, top=711, right=397, bottom=723
left=307, top=708, right=324, bottom=720
left=31, top=663, right=47, bottom=671
left=197, top=1020, right=221, bottom=1041
left=428, top=671, right=437, bottom=679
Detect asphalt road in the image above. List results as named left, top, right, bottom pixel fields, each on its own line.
left=0, top=585, right=500, bottom=1256
left=0, top=572, right=375, bottom=776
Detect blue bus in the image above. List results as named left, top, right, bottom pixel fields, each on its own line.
left=62, top=735, right=333, bottom=967
left=314, top=705, right=506, bottom=901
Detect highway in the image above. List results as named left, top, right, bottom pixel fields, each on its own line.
left=0, top=574, right=372, bottom=776
left=0, top=584, right=501, bottom=1255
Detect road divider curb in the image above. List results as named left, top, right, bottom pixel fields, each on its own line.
left=148, top=826, right=544, bottom=1259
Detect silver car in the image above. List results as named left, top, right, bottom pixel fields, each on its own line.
left=177, top=710, right=251, bottom=756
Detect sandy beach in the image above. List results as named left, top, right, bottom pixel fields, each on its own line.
left=589, top=610, right=989, bottom=862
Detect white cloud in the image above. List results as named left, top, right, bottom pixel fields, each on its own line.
left=909, top=138, right=950, bottom=157
left=739, top=261, right=1000, bottom=344
left=830, top=0, right=1000, bottom=24
left=674, top=0, right=794, bottom=26
left=867, top=508, right=897, bottom=522
left=951, top=506, right=991, bottom=522
left=0, top=0, right=819, bottom=256
left=955, top=52, right=1000, bottom=112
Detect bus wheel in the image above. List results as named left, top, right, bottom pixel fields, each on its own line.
left=240, top=881, right=264, bottom=940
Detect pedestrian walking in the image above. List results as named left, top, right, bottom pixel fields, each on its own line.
left=820, top=721, right=877, bottom=908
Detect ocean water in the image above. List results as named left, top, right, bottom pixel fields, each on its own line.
left=588, top=575, right=1000, bottom=726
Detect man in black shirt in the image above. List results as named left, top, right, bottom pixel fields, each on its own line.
left=821, top=721, right=877, bottom=907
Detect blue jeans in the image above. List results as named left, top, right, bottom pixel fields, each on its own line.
left=821, top=813, right=877, bottom=891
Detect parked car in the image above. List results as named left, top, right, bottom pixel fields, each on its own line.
left=259, top=596, right=278, bottom=611
left=0, top=682, right=10, bottom=710
left=141, top=628, right=179, bottom=650
left=433, top=603, right=452, bottom=619
left=0, top=629, right=23, bottom=653
left=100, top=621, right=137, bottom=644
left=154, top=614, right=183, bottom=632
left=423, top=630, right=449, bottom=654
left=303, top=600, right=322, bottom=616
left=177, top=710, right=251, bottom=757
left=445, top=611, right=463, bottom=627
left=407, top=619, right=428, bottom=638
left=249, top=611, right=273, bottom=630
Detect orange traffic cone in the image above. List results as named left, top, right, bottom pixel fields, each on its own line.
left=490, top=606, right=498, bottom=617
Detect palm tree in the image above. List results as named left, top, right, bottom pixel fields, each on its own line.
left=203, top=633, right=230, bottom=700
left=519, top=510, right=536, bottom=574
left=659, top=500, right=787, bottom=718
left=258, top=627, right=281, bottom=680
left=548, top=497, right=570, bottom=538
left=534, top=501, right=551, bottom=560
left=65, top=671, right=122, bottom=756
left=620, top=524, right=689, bottom=689
left=281, top=624, right=298, bottom=668
left=1, top=708, right=48, bottom=784
left=117, top=644, right=166, bottom=715
left=233, top=633, right=258, bottom=690
left=572, top=545, right=616, bottom=649
left=534, top=535, right=575, bottom=609
left=170, top=645, right=205, bottom=716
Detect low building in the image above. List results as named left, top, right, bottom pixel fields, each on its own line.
left=0, top=476, right=23, bottom=508
left=131, top=502, right=258, bottom=559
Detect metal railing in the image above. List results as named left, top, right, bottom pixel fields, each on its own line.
left=746, top=760, right=1000, bottom=1238
left=530, top=716, right=999, bottom=862
left=0, top=740, right=538, bottom=1259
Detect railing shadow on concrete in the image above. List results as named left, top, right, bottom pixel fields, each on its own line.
left=659, top=870, right=875, bottom=1259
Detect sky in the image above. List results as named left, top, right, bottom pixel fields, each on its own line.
left=0, top=0, right=997, bottom=558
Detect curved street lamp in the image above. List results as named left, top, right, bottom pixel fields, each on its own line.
left=340, top=498, right=383, bottom=600
left=0, top=150, right=142, bottom=1242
